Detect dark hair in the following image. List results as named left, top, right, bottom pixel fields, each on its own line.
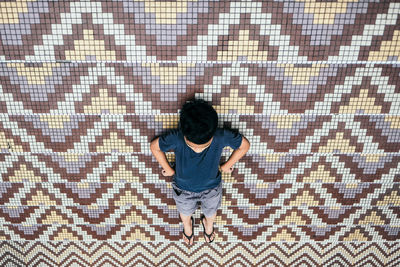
left=179, top=99, right=218, bottom=144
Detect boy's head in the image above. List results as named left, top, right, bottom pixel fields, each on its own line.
left=179, top=99, right=218, bottom=144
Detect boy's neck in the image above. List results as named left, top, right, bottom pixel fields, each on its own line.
left=184, top=136, right=213, bottom=153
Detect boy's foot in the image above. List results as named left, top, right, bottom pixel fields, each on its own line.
left=200, top=215, right=215, bottom=243
left=182, top=216, right=194, bottom=245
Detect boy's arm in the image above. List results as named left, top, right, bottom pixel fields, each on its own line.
left=220, top=136, right=250, bottom=173
left=150, top=137, right=175, bottom=176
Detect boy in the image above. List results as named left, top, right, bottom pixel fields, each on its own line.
left=150, top=99, right=250, bottom=245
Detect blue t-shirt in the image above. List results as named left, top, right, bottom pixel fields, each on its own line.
left=158, top=128, right=243, bottom=192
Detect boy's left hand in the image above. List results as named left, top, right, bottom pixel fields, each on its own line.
left=220, top=164, right=234, bottom=173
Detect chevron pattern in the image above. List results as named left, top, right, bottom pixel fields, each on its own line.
left=1, top=63, right=400, bottom=114
left=1, top=0, right=400, bottom=266
left=1, top=241, right=400, bottom=266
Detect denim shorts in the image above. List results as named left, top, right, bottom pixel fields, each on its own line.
left=171, top=182, right=222, bottom=218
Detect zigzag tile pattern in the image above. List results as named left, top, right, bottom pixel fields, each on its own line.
left=1, top=63, right=400, bottom=114
left=1, top=0, right=400, bottom=266
left=1, top=241, right=400, bottom=266
left=1, top=1, right=400, bottom=62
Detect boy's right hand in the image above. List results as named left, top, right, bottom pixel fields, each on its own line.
left=162, top=168, right=175, bottom=176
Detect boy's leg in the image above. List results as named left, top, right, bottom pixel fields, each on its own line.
left=201, top=213, right=216, bottom=242
left=180, top=213, right=194, bottom=245
left=171, top=182, right=198, bottom=244
left=200, top=182, right=222, bottom=242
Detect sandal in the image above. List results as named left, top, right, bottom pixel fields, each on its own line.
left=200, top=215, right=215, bottom=243
left=183, top=216, right=194, bottom=245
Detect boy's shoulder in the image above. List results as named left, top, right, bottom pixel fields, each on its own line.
left=213, top=128, right=240, bottom=142
left=213, top=128, right=228, bottom=143
left=158, top=129, right=184, bottom=152
left=214, top=128, right=223, bottom=136
left=217, top=128, right=243, bottom=149
left=162, top=129, right=183, bottom=140
left=215, top=128, right=238, bottom=136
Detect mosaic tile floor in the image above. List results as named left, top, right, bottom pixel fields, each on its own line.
left=1, top=0, right=400, bottom=266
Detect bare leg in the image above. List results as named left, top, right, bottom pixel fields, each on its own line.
left=202, top=213, right=216, bottom=242
left=180, top=213, right=194, bottom=245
